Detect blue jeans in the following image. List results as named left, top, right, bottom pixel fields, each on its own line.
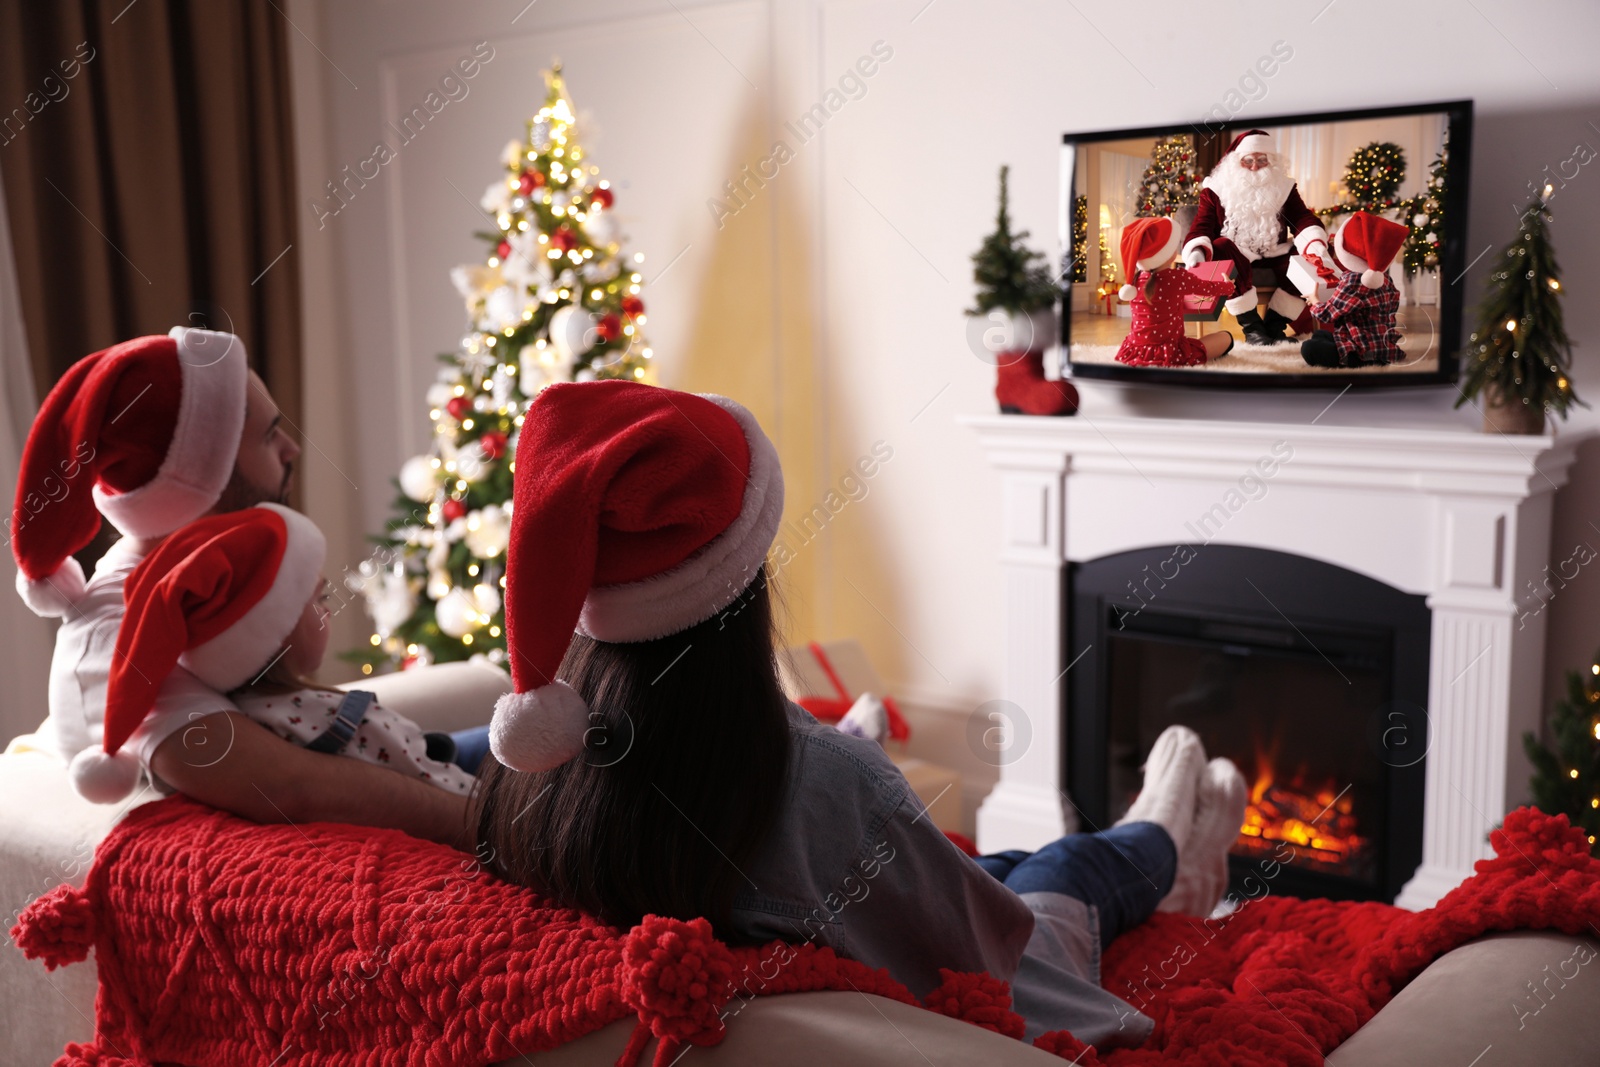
left=448, top=725, right=493, bottom=776
left=974, top=822, right=1176, bottom=952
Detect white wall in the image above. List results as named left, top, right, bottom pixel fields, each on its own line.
left=288, top=0, right=1600, bottom=749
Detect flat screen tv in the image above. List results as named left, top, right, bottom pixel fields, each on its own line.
left=1061, top=100, right=1472, bottom=388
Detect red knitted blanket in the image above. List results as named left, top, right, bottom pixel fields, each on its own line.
left=13, top=799, right=1600, bottom=1067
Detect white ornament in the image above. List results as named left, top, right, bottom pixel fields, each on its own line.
left=472, top=582, right=502, bottom=618
left=463, top=505, right=512, bottom=558
left=530, top=118, right=552, bottom=150
left=1425, top=232, right=1438, bottom=244
left=435, top=588, right=479, bottom=638
left=455, top=440, right=491, bottom=482
left=575, top=367, right=598, bottom=383
left=549, top=304, right=598, bottom=362
left=372, top=567, right=417, bottom=638
left=1413, top=213, right=1429, bottom=226
left=481, top=178, right=513, bottom=215
left=426, top=382, right=454, bottom=408
left=482, top=286, right=524, bottom=333
left=584, top=208, right=618, bottom=246
left=520, top=358, right=552, bottom=396
left=426, top=569, right=452, bottom=601
left=399, top=455, right=438, bottom=502
left=502, top=139, right=524, bottom=169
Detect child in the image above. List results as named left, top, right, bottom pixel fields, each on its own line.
left=474, top=380, right=1247, bottom=1048
left=1300, top=211, right=1410, bottom=368
left=1114, top=216, right=1237, bottom=367
left=69, top=503, right=476, bottom=802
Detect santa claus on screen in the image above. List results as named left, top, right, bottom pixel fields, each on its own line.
left=1181, top=129, right=1330, bottom=345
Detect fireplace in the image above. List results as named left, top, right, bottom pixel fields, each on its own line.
left=1066, top=545, right=1428, bottom=903
left=961, top=410, right=1578, bottom=910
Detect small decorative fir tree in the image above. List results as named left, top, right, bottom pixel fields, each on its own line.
left=344, top=64, right=656, bottom=674
left=1135, top=135, right=1199, bottom=218
left=969, top=165, right=1058, bottom=315
left=1069, top=194, right=1088, bottom=283
left=1453, top=193, right=1582, bottom=419
left=1524, top=655, right=1600, bottom=855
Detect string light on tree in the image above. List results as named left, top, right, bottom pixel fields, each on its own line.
left=1322, top=141, right=1406, bottom=225
left=343, top=63, right=656, bottom=673
left=1396, top=133, right=1449, bottom=277
left=1525, top=647, right=1600, bottom=856
left=1070, top=194, right=1089, bottom=283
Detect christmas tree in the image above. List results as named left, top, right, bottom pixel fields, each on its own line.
left=344, top=64, right=655, bottom=674
left=1453, top=192, right=1582, bottom=420
left=1322, top=141, right=1406, bottom=225
left=1523, top=654, right=1600, bottom=855
left=969, top=165, right=1058, bottom=315
left=1395, top=135, right=1448, bottom=277
left=1069, top=194, right=1088, bottom=283
left=1134, top=135, right=1198, bottom=218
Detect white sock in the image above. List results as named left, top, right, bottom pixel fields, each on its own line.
left=1158, top=757, right=1248, bottom=915
left=1115, top=725, right=1206, bottom=854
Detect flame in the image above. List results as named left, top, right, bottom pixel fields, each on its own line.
left=1232, top=740, right=1369, bottom=873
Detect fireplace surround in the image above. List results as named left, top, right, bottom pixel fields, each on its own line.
left=962, top=411, right=1581, bottom=910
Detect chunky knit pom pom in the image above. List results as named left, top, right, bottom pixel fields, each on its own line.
left=12, top=883, right=96, bottom=970
left=920, top=967, right=1025, bottom=1038
left=1034, top=1029, right=1102, bottom=1063
left=53, top=1042, right=134, bottom=1067
left=617, top=915, right=737, bottom=1066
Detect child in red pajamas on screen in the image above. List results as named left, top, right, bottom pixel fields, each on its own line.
left=1114, top=217, right=1237, bottom=368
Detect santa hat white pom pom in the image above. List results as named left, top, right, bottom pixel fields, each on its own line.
left=69, top=746, right=142, bottom=804
left=489, top=680, right=592, bottom=772
left=16, top=557, right=87, bottom=619
left=1118, top=283, right=1137, bottom=302
left=1361, top=269, right=1385, bottom=290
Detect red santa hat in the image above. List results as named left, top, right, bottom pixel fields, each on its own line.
left=1333, top=211, right=1410, bottom=289
left=1228, top=129, right=1275, bottom=157
left=11, top=327, right=250, bottom=618
left=489, top=380, right=784, bottom=773
left=1116, top=217, right=1184, bottom=302
left=71, top=503, right=326, bottom=802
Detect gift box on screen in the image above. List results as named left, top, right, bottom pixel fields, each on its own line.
left=1180, top=258, right=1235, bottom=316
left=1288, top=253, right=1338, bottom=303
left=779, top=639, right=911, bottom=742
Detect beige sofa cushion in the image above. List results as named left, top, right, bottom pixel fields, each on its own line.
left=1329, top=930, right=1600, bottom=1066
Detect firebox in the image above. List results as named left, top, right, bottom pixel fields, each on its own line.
left=1066, top=545, right=1429, bottom=904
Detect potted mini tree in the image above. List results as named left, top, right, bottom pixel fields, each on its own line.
left=969, top=165, right=1076, bottom=416
left=1454, top=193, right=1582, bottom=434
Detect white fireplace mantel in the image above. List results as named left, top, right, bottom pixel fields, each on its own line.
left=961, top=411, right=1584, bottom=911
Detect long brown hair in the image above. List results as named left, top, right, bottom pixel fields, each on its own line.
left=475, top=570, right=792, bottom=935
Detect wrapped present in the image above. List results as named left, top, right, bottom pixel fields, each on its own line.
left=780, top=639, right=911, bottom=742
left=1181, top=258, right=1235, bottom=319
left=1288, top=252, right=1341, bottom=303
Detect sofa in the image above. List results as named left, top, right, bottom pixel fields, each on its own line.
left=5, top=660, right=1597, bottom=1065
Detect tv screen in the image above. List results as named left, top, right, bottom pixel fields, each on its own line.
left=1061, top=100, right=1472, bottom=388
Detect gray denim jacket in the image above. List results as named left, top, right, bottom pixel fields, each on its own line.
left=726, top=706, right=1154, bottom=1047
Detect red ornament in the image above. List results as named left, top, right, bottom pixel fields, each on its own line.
left=551, top=226, right=577, bottom=251
left=441, top=498, right=467, bottom=522
left=445, top=396, right=472, bottom=421
left=496, top=240, right=511, bottom=260
left=518, top=170, right=545, bottom=195
left=479, top=430, right=508, bottom=459
left=596, top=313, right=622, bottom=342
left=621, top=295, right=645, bottom=317
left=590, top=186, right=614, bottom=209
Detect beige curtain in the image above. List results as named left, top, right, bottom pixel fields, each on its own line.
left=0, top=164, right=56, bottom=746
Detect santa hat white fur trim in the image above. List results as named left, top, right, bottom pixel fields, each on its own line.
left=1118, top=283, right=1137, bottom=302
left=1137, top=223, right=1184, bottom=274
left=1233, top=132, right=1275, bottom=157
left=15, top=555, right=87, bottom=619
left=179, top=503, right=326, bottom=692
left=577, top=394, right=785, bottom=644
left=489, top=680, right=591, bottom=772
left=1333, top=225, right=1370, bottom=277
left=92, top=327, right=249, bottom=539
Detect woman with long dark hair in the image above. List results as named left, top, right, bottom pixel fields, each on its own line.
left=476, top=380, right=1245, bottom=1048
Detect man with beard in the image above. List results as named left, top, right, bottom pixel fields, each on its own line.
left=12, top=328, right=470, bottom=846
left=1182, top=130, right=1329, bottom=345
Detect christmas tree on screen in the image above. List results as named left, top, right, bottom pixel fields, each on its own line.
left=344, top=64, right=655, bottom=674
left=1396, top=135, right=1448, bottom=277
left=1134, top=135, right=1198, bottom=218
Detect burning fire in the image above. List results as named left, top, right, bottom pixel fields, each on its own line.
left=1233, top=745, right=1369, bottom=873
